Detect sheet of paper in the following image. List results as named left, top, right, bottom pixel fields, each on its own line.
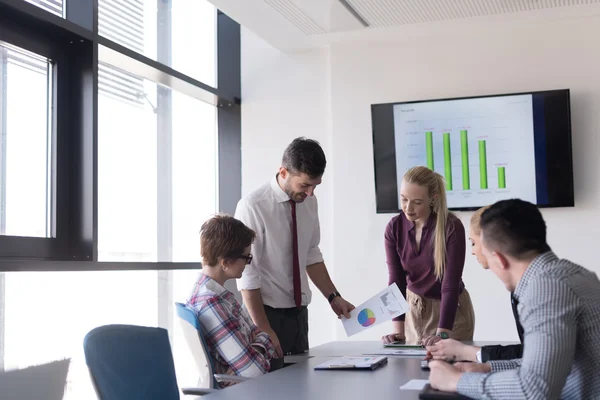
left=364, top=348, right=428, bottom=357
left=341, top=283, right=409, bottom=337
left=315, top=356, right=384, bottom=369
left=0, top=359, right=70, bottom=400
left=400, top=379, right=429, bottom=390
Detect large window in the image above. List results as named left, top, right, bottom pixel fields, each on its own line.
left=98, top=0, right=216, bottom=86
left=0, top=0, right=237, bottom=261
left=0, top=42, right=53, bottom=238
left=0, top=0, right=241, bottom=397
left=97, top=65, right=159, bottom=262
left=96, top=0, right=219, bottom=263
left=171, top=90, right=218, bottom=261
left=97, top=64, right=217, bottom=262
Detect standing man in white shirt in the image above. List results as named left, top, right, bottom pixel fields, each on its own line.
left=235, top=137, right=355, bottom=367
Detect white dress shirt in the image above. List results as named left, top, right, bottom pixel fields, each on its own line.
left=234, top=176, right=323, bottom=308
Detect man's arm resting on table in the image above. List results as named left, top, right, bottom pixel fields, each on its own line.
left=456, top=277, right=578, bottom=399
left=487, top=358, right=521, bottom=372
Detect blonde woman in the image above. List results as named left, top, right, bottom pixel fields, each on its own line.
left=381, top=166, right=475, bottom=346
left=469, top=205, right=490, bottom=268
left=426, top=205, right=525, bottom=363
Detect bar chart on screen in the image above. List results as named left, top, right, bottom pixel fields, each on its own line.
left=393, top=95, right=537, bottom=209
left=423, top=129, right=509, bottom=191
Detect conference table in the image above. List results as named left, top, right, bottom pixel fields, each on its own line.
left=200, top=340, right=512, bottom=399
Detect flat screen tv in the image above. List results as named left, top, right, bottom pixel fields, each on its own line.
left=371, top=89, right=574, bottom=212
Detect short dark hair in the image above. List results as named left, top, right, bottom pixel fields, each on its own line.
left=200, top=214, right=255, bottom=266
left=480, top=199, right=551, bottom=259
left=282, top=137, right=326, bottom=178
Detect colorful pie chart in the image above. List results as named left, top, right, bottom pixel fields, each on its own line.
left=357, top=308, right=376, bottom=327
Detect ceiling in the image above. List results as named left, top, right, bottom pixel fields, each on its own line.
left=209, top=0, right=600, bottom=50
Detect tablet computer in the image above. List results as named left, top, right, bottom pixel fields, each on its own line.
left=314, top=356, right=388, bottom=370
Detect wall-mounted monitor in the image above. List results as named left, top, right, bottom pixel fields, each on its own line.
left=371, top=89, right=574, bottom=212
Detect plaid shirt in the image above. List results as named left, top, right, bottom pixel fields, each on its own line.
left=458, top=252, right=600, bottom=399
left=187, top=274, right=275, bottom=386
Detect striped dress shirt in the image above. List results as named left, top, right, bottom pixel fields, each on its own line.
left=457, top=251, right=600, bottom=399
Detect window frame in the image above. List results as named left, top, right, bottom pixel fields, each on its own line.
left=0, top=3, right=78, bottom=260
left=0, top=0, right=241, bottom=270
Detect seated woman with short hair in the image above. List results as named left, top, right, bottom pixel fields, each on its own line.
left=187, top=214, right=276, bottom=386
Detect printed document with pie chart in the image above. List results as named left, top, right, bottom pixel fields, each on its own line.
left=342, top=283, right=409, bottom=337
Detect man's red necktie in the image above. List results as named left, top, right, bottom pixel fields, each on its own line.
left=289, top=200, right=302, bottom=308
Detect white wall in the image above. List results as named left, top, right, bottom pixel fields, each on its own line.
left=328, top=15, right=600, bottom=342
left=241, top=14, right=600, bottom=345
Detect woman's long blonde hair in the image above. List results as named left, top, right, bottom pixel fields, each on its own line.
left=403, top=166, right=449, bottom=280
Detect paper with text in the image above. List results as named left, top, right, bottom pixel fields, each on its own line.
left=342, top=283, right=409, bottom=337
left=400, top=379, right=429, bottom=390
left=364, top=348, right=428, bottom=357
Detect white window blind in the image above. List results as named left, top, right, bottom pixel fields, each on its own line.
left=98, top=0, right=144, bottom=54
left=98, top=63, right=145, bottom=108
left=98, top=0, right=145, bottom=106
left=1, top=41, right=47, bottom=76
left=24, top=0, right=62, bottom=16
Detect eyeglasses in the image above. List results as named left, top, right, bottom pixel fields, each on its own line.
left=236, top=254, right=253, bottom=265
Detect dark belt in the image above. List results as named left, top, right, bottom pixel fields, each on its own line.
left=264, top=304, right=307, bottom=316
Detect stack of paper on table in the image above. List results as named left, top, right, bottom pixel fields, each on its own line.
left=364, top=348, right=428, bottom=357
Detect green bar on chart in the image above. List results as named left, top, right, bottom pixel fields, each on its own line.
left=425, top=132, right=434, bottom=170
left=498, top=166, right=506, bottom=189
left=443, top=133, right=452, bottom=190
left=460, top=130, right=469, bottom=190
left=479, top=140, right=487, bottom=189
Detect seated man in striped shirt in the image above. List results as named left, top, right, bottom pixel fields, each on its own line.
left=187, top=214, right=277, bottom=386
left=429, top=199, right=600, bottom=399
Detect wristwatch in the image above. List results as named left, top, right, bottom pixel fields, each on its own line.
left=327, top=291, right=341, bottom=303
left=436, top=332, right=450, bottom=339
left=476, top=349, right=482, bottom=363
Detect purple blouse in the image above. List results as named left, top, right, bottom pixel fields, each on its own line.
left=385, top=212, right=466, bottom=330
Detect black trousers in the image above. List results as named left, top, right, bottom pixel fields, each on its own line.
left=264, top=305, right=309, bottom=371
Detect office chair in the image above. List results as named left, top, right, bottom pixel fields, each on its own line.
left=83, top=324, right=212, bottom=399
